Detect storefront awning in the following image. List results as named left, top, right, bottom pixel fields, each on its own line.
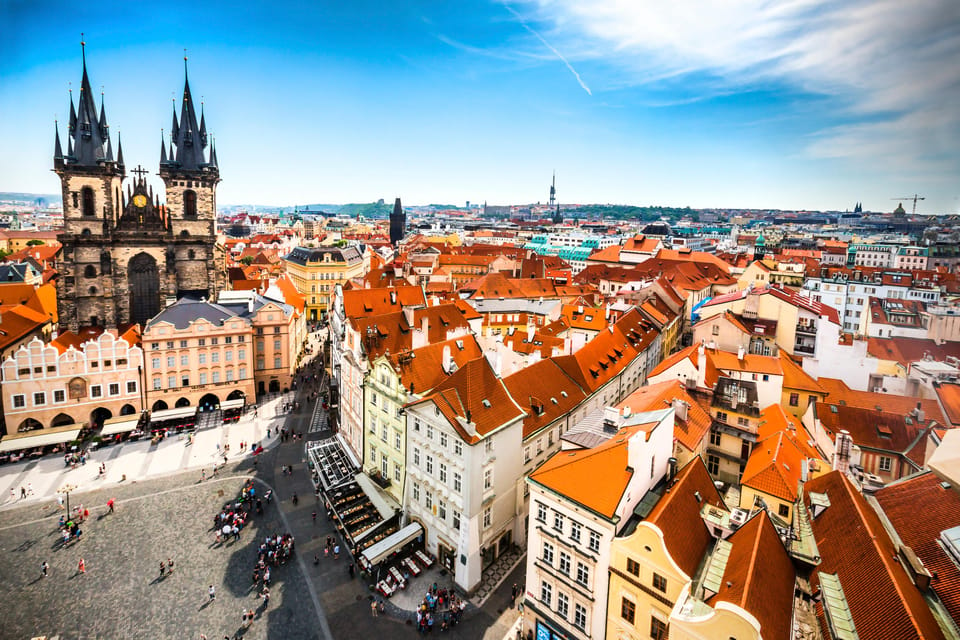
left=220, top=398, right=245, bottom=411
left=150, top=407, right=197, bottom=422
left=100, top=415, right=141, bottom=436
left=0, top=424, right=83, bottom=453
left=360, top=522, right=424, bottom=567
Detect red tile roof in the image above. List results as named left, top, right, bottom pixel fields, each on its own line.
left=709, top=512, right=796, bottom=640
left=867, top=336, right=960, bottom=366
left=817, top=378, right=946, bottom=425
left=617, top=380, right=711, bottom=453
left=740, top=430, right=806, bottom=502
left=503, top=359, right=588, bottom=439
left=645, top=457, right=726, bottom=577
left=805, top=471, right=946, bottom=640
left=935, top=382, right=960, bottom=426
left=415, top=356, right=526, bottom=444
left=342, top=286, right=426, bottom=318
left=875, top=472, right=960, bottom=629
left=389, top=334, right=483, bottom=397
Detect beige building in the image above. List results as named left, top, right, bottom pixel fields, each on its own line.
left=1, top=329, right=144, bottom=435
left=283, top=245, right=367, bottom=321
left=142, top=298, right=255, bottom=411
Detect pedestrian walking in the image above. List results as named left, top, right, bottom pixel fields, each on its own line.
left=312, top=511, right=317, bottom=524
left=511, top=583, right=518, bottom=608
left=348, top=562, right=355, bottom=578
left=371, top=600, right=379, bottom=617
left=160, top=561, right=166, bottom=577
left=107, top=498, right=115, bottom=513
left=333, top=544, right=340, bottom=559
left=41, top=561, right=48, bottom=577
left=202, top=469, right=206, bottom=481
left=292, top=493, right=298, bottom=505
left=208, top=584, right=216, bottom=601
left=78, top=558, right=86, bottom=574
left=167, top=557, right=175, bottom=574
left=261, top=586, right=270, bottom=607
left=20, top=486, right=26, bottom=499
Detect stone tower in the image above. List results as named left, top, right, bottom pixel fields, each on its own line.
left=389, top=197, right=405, bottom=245
left=159, top=57, right=223, bottom=301
left=54, top=43, right=125, bottom=329
left=55, top=47, right=223, bottom=332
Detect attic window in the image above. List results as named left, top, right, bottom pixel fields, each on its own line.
left=561, top=391, right=568, bottom=397
left=551, top=398, right=558, bottom=404
left=456, top=340, right=464, bottom=350
left=877, top=424, right=893, bottom=438
left=482, top=399, right=491, bottom=408
left=829, top=405, right=838, bottom=414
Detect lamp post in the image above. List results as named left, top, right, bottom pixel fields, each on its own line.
left=58, top=483, right=77, bottom=516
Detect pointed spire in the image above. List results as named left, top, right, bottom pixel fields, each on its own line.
left=54, top=120, right=63, bottom=160
left=68, top=88, right=77, bottom=134
left=199, top=102, right=207, bottom=147
left=210, top=136, right=219, bottom=168
left=169, top=51, right=209, bottom=171
left=171, top=99, right=179, bottom=141
left=160, top=129, right=167, bottom=164
left=116, top=132, right=124, bottom=167
left=104, top=135, right=114, bottom=162
left=98, top=90, right=109, bottom=135
left=72, top=37, right=109, bottom=166
left=68, top=133, right=74, bottom=157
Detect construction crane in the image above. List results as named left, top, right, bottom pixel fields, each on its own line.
left=891, top=194, right=925, bottom=215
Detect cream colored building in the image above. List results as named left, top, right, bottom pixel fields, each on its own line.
left=2, top=331, right=144, bottom=434
left=142, top=298, right=256, bottom=411
left=283, top=245, right=367, bottom=321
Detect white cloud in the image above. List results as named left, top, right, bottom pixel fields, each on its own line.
left=515, top=0, right=960, bottom=178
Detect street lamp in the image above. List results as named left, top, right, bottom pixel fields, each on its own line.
left=58, top=483, right=78, bottom=516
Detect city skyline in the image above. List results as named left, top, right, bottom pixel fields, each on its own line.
left=1, top=1, right=958, bottom=213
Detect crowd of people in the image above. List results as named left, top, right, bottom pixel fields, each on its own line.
left=211, top=482, right=259, bottom=544
left=414, top=583, right=466, bottom=633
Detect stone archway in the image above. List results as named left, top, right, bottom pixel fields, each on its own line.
left=128, top=252, right=160, bottom=325
left=18, top=418, right=43, bottom=432
left=120, top=404, right=137, bottom=415
left=151, top=400, right=169, bottom=412
left=90, top=407, right=113, bottom=429
left=227, top=390, right=245, bottom=401
left=50, top=413, right=75, bottom=428
left=198, top=393, right=220, bottom=412
left=175, top=397, right=191, bottom=408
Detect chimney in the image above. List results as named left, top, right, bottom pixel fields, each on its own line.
left=672, top=398, right=689, bottom=421
left=737, top=344, right=746, bottom=361
left=622, top=405, right=631, bottom=418
left=247, top=298, right=254, bottom=314
left=915, top=402, right=925, bottom=423
left=390, top=290, right=397, bottom=305
left=603, top=406, right=620, bottom=433
left=667, top=457, right=677, bottom=485
left=442, top=345, right=452, bottom=374
left=421, top=316, right=429, bottom=337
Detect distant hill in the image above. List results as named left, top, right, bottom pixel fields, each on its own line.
left=0, top=192, right=62, bottom=206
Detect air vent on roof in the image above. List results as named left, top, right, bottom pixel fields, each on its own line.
left=482, top=399, right=491, bottom=408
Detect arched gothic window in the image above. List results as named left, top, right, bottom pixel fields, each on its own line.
left=84, top=265, right=97, bottom=278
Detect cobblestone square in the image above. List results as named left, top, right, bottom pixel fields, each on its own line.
left=0, top=472, right=321, bottom=640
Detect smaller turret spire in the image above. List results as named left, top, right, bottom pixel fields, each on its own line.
left=160, top=129, right=167, bottom=163
left=116, top=132, right=124, bottom=167
left=199, top=102, right=207, bottom=147
left=171, top=98, right=179, bottom=140
left=68, top=87, right=76, bottom=133
left=98, top=90, right=108, bottom=135
left=54, top=120, right=63, bottom=159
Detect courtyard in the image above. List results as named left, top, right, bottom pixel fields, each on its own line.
left=0, top=470, right=322, bottom=640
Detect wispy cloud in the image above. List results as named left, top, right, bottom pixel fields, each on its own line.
left=514, top=0, right=960, bottom=177
left=503, top=4, right=592, bottom=95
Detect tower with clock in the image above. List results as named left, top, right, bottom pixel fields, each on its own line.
left=54, top=44, right=223, bottom=331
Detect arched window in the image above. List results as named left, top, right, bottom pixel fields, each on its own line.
left=180, top=230, right=190, bottom=238
left=84, top=265, right=97, bottom=278
left=184, top=190, right=197, bottom=217
left=188, top=249, right=196, bottom=260
left=81, top=228, right=92, bottom=237
left=88, top=286, right=97, bottom=295
left=82, top=187, right=95, bottom=217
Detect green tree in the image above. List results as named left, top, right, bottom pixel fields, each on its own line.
left=239, top=256, right=254, bottom=266
left=26, top=239, right=45, bottom=246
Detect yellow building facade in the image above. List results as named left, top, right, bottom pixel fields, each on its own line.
left=283, top=245, right=366, bottom=321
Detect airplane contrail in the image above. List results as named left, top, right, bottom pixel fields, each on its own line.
left=505, top=4, right=592, bottom=96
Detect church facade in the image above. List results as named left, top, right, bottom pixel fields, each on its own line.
left=54, top=47, right=224, bottom=332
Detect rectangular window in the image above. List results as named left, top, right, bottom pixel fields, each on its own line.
left=394, top=463, right=401, bottom=482
left=380, top=424, right=388, bottom=443
left=33, top=391, right=46, bottom=405
left=168, top=375, right=176, bottom=389
left=152, top=357, right=161, bottom=369
left=482, top=507, right=492, bottom=529
left=454, top=441, right=463, bottom=456
left=621, top=598, right=636, bottom=624
left=484, top=467, right=493, bottom=490
left=226, top=370, right=234, bottom=382
left=89, top=386, right=101, bottom=399
left=537, top=502, right=547, bottom=522
left=51, top=389, right=65, bottom=403
left=524, top=447, right=531, bottom=463
left=153, top=377, right=162, bottom=390
left=453, top=472, right=462, bottom=493
left=626, top=557, right=640, bottom=576
left=167, top=356, right=175, bottom=367
left=737, top=416, right=750, bottom=427
left=778, top=503, right=790, bottom=517
left=588, top=531, right=600, bottom=552
left=413, top=447, right=421, bottom=466
left=126, top=381, right=137, bottom=394
left=652, top=573, right=667, bottom=592
left=12, top=394, right=25, bottom=408
left=425, top=492, right=433, bottom=511
left=707, top=454, right=720, bottom=475
left=650, top=618, right=667, bottom=640
left=879, top=456, right=892, bottom=472
left=789, top=393, right=799, bottom=407
left=425, top=455, right=433, bottom=475
left=273, top=340, right=281, bottom=351
left=426, top=425, right=433, bottom=440
left=108, top=383, right=120, bottom=396
left=540, top=581, right=552, bottom=606
left=437, top=500, right=446, bottom=521
left=238, top=349, right=246, bottom=360
left=198, top=353, right=206, bottom=365
left=439, top=463, right=447, bottom=483
left=553, top=512, right=564, bottom=532
left=574, top=604, right=587, bottom=631
left=239, top=367, right=247, bottom=379
left=212, top=371, right=220, bottom=383
left=225, top=336, right=232, bottom=344
left=225, top=351, right=233, bottom=362
left=558, top=552, right=571, bottom=575
left=180, top=355, right=189, bottom=366
left=412, top=482, right=420, bottom=501
left=710, top=428, right=722, bottom=447
left=452, top=511, right=460, bottom=530
left=570, top=521, right=581, bottom=543
left=199, top=373, right=207, bottom=385
left=576, top=562, right=589, bottom=586
left=395, top=432, right=402, bottom=450
left=180, top=340, right=188, bottom=348
left=274, top=356, right=282, bottom=369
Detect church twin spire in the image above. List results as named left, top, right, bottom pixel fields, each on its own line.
left=161, top=55, right=217, bottom=172
left=55, top=41, right=216, bottom=173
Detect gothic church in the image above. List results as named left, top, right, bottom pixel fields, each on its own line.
left=54, top=45, right=224, bottom=332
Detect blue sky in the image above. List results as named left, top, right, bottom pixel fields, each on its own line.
left=1, top=0, right=957, bottom=213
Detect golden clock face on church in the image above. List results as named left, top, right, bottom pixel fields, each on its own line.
left=133, top=194, right=148, bottom=208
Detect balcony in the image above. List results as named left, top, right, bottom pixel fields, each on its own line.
left=795, top=323, right=817, bottom=335
left=794, top=343, right=815, bottom=355
left=367, top=470, right=391, bottom=489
